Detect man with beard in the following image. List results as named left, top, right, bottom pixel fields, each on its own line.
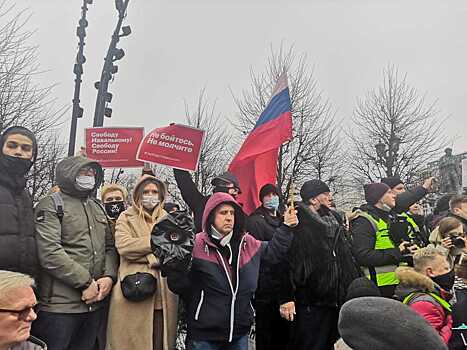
left=0, top=126, right=39, bottom=279
left=278, top=180, right=360, bottom=350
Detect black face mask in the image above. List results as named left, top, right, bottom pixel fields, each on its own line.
left=104, top=201, right=126, bottom=219
left=432, top=269, right=455, bottom=291
left=0, top=154, right=33, bottom=176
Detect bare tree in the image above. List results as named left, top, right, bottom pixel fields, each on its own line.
left=0, top=1, right=66, bottom=201
left=348, top=65, right=448, bottom=185
left=233, top=44, right=344, bottom=198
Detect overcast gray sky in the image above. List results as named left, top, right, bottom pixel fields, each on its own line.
left=16, top=0, right=467, bottom=155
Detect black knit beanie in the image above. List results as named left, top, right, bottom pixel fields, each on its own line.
left=345, top=277, right=381, bottom=302
left=259, top=183, right=280, bottom=202
left=381, top=176, right=403, bottom=189
left=364, top=183, right=391, bottom=205
left=300, top=180, right=330, bottom=203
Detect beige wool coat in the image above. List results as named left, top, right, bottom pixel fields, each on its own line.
left=106, top=176, right=178, bottom=350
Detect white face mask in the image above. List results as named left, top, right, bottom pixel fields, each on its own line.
left=75, top=175, right=95, bottom=191
left=141, top=195, right=160, bottom=210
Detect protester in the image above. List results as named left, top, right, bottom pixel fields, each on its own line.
left=101, top=183, right=128, bottom=227
left=94, top=184, right=128, bottom=350
left=338, top=297, right=448, bottom=350
left=174, top=168, right=241, bottom=232
left=435, top=217, right=467, bottom=261
left=246, top=184, right=290, bottom=350
left=427, top=194, right=455, bottom=232
left=0, top=270, right=47, bottom=350
left=395, top=247, right=454, bottom=344
left=381, top=176, right=435, bottom=213
left=381, top=177, right=429, bottom=247
left=351, top=182, right=418, bottom=297
left=448, top=195, right=467, bottom=232
left=0, top=126, right=39, bottom=278
left=279, top=180, right=361, bottom=350
left=32, top=156, right=118, bottom=350
left=164, top=192, right=296, bottom=350
left=450, top=254, right=467, bottom=350
left=106, top=175, right=178, bottom=350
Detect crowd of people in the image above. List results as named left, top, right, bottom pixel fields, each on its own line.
left=1, top=125, right=467, bottom=350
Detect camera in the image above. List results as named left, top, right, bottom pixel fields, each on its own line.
left=449, top=234, right=466, bottom=249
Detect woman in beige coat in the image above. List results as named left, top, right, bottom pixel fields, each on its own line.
left=106, top=175, right=178, bottom=350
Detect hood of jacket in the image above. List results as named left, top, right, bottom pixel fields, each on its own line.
left=201, top=192, right=245, bottom=236
left=56, top=156, right=103, bottom=197
left=126, top=174, right=167, bottom=223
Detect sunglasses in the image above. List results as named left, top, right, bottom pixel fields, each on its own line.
left=0, top=304, right=39, bottom=321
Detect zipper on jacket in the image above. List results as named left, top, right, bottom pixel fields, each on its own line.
left=216, top=235, right=244, bottom=342
left=194, top=290, right=204, bottom=320
left=250, top=301, right=256, bottom=317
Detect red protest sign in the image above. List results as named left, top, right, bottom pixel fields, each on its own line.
left=85, top=127, right=144, bottom=168
left=137, top=124, right=205, bottom=171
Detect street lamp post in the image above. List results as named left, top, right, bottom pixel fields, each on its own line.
left=93, top=0, right=131, bottom=127
left=375, top=135, right=401, bottom=177
left=68, top=0, right=93, bottom=156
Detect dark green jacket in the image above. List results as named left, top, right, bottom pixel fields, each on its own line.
left=35, top=156, right=118, bottom=313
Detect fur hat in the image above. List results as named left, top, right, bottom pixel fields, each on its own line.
left=339, top=297, right=448, bottom=350
left=300, top=180, right=330, bottom=203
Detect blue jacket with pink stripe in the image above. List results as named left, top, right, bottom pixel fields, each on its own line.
left=166, top=192, right=293, bottom=343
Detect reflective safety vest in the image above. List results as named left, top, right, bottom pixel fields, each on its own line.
left=357, top=211, right=399, bottom=287
left=403, top=291, right=452, bottom=313
left=400, top=212, right=420, bottom=241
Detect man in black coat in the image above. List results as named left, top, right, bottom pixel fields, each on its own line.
left=278, top=180, right=361, bottom=350
left=0, top=126, right=38, bottom=278
left=173, top=169, right=241, bottom=232
left=246, top=184, right=290, bottom=350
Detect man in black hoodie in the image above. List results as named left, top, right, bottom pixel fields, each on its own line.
left=246, top=184, right=290, bottom=350
left=0, top=126, right=38, bottom=278
left=174, top=168, right=241, bottom=232
left=279, top=180, right=360, bottom=350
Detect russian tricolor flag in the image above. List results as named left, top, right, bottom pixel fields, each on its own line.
left=229, top=72, right=293, bottom=214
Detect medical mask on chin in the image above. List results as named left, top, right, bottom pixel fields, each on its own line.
left=75, top=175, right=96, bottom=191
left=141, top=195, right=160, bottom=210
left=380, top=203, right=392, bottom=212
left=263, top=196, right=280, bottom=211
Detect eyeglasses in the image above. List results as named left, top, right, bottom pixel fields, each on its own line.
left=0, top=304, right=39, bottom=321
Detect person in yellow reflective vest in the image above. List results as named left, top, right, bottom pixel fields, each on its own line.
left=351, top=182, right=418, bottom=298
left=381, top=177, right=430, bottom=247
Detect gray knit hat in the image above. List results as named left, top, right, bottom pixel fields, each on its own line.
left=338, top=297, right=448, bottom=350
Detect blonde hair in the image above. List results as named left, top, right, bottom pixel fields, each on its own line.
left=0, top=270, right=34, bottom=297
left=101, top=183, right=128, bottom=202
left=413, top=247, right=448, bottom=272
left=133, top=176, right=166, bottom=225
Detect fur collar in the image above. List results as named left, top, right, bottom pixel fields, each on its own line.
left=395, top=266, right=436, bottom=292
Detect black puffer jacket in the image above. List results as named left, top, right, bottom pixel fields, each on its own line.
left=247, top=206, right=284, bottom=301
left=0, top=161, right=38, bottom=278
left=279, top=204, right=361, bottom=307
left=174, top=169, right=209, bottom=233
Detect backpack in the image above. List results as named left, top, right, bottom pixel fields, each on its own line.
left=50, top=192, right=108, bottom=224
